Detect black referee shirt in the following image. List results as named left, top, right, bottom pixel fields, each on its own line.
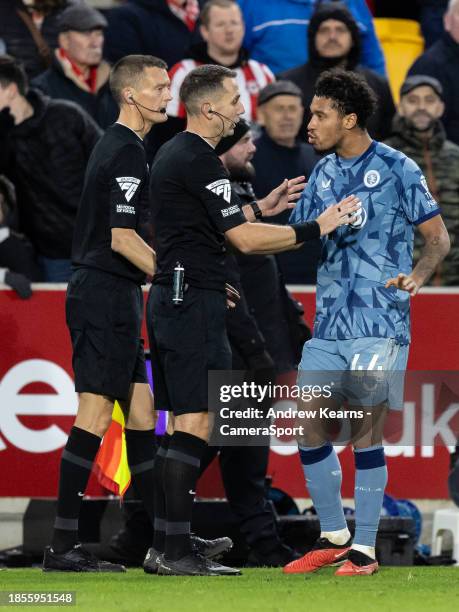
left=72, top=123, right=149, bottom=285
left=150, top=132, right=246, bottom=292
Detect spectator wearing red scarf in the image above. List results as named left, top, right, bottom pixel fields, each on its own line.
left=32, top=3, right=118, bottom=128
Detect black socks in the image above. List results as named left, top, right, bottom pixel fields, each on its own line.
left=163, top=431, right=207, bottom=561
left=152, top=433, right=171, bottom=553
left=51, top=426, right=101, bottom=553
left=124, top=428, right=157, bottom=527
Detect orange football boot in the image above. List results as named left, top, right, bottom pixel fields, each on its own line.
left=335, top=550, right=379, bottom=576
left=283, top=537, right=351, bottom=574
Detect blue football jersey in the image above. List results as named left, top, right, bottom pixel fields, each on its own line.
left=290, top=141, right=441, bottom=344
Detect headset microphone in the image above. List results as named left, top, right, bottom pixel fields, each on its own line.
left=130, top=96, right=167, bottom=114
left=209, top=109, right=237, bottom=128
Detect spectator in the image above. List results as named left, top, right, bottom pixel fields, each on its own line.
left=384, top=75, right=459, bottom=286
left=408, top=0, right=459, bottom=145
left=279, top=2, right=395, bottom=142
left=0, top=0, right=73, bottom=79
left=419, top=1, right=448, bottom=47
left=0, top=55, right=102, bottom=282
left=32, top=3, right=117, bottom=129
left=147, top=0, right=274, bottom=160
left=252, top=80, right=321, bottom=284
left=103, top=0, right=204, bottom=69
left=237, top=0, right=385, bottom=75
left=0, top=175, right=42, bottom=298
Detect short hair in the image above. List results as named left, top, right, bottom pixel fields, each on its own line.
left=0, top=55, right=28, bottom=96
left=314, top=69, right=377, bottom=129
left=200, top=0, right=240, bottom=27
left=109, top=54, right=167, bottom=106
left=180, top=64, right=236, bottom=115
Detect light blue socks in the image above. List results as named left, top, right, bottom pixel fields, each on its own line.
left=299, top=442, right=347, bottom=532
left=353, top=445, right=387, bottom=548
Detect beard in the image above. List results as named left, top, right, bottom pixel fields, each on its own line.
left=226, top=161, right=256, bottom=183
left=407, top=112, right=436, bottom=133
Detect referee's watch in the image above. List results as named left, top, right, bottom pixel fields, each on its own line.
left=249, top=200, right=263, bottom=220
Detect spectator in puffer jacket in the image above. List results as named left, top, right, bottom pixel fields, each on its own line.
left=384, top=75, right=459, bottom=286
left=0, top=174, right=42, bottom=298
left=0, top=0, right=74, bottom=79
left=32, top=2, right=118, bottom=129
left=0, top=55, right=102, bottom=282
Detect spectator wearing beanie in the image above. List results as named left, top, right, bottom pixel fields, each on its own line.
left=237, top=0, right=385, bottom=75
left=278, top=2, right=395, bottom=142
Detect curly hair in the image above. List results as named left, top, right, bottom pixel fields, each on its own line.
left=314, top=69, right=378, bottom=129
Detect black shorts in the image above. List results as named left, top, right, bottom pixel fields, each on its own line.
left=66, top=268, right=147, bottom=400
left=147, top=284, right=232, bottom=416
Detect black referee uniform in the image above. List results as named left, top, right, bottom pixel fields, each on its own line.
left=69, top=123, right=149, bottom=398
left=147, top=131, right=246, bottom=571
left=148, top=131, right=246, bottom=413
left=44, top=122, right=155, bottom=570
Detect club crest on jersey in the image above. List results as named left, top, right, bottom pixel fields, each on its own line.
left=206, top=178, right=232, bottom=203
left=364, top=170, right=380, bottom=188
left=116, top=177, right=141, bottom=202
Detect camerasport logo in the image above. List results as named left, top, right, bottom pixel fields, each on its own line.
left=116, top=176, right=140, bottom=202
left=0, top=359, right=77, bottom=453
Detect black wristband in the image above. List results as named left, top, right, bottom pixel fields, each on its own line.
left=250, top=200, right=263, bottom=220
left=291, top=221, right=321, bottom=243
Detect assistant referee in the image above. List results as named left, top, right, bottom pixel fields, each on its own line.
left=147, top=64, right=360, bottom=576
left=43, top=55, right=171, bottom=572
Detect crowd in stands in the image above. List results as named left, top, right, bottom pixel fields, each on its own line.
left=1, top=0, right=459, bottom=293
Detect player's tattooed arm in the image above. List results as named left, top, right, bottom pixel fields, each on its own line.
left=385, top=216, right=450, bottom=295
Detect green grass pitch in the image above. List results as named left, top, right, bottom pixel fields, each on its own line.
left=2, top=567, right=459, bottom=612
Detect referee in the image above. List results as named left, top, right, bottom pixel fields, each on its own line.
left=147, top=64, right=361, bottom=576
left=43, top=55, right=171, bottom=572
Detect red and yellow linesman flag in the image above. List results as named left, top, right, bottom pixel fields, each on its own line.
left=94, top=401, right=131, bottom=497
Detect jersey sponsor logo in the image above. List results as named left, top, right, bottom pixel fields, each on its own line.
left=349, top=206, right=368, bottom=230
left=206, top=178, right=232, bottom=203
left=116, top=176, right=141, bottom=202
left=221, top=205, right=240, bottom=218
left=321, top=178, right=331, bottom=190
left=116, top=204, right=136, bottom=215
left=363, top=170, right=380, bottom=188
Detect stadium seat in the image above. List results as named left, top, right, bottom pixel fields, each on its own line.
left=373, top=18, right=424, bottom=103
left=431, top=508, right=459, bottom=566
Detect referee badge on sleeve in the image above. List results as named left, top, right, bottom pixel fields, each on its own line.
left=116, top=177, right=141, bottom=202
left=206, top=178, right=232, bottom=203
